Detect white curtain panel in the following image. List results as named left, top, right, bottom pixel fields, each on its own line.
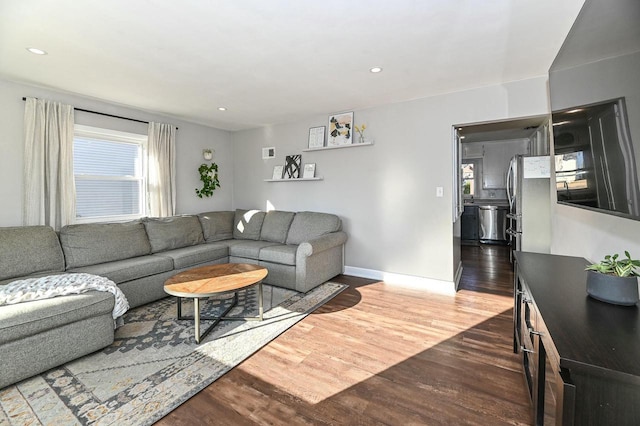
left=23, top=97, right=75, bottom=230
left=147, top=122, right=176, bottom=217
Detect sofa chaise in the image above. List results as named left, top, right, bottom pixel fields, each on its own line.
left=0, top=209, right=347, bottom=388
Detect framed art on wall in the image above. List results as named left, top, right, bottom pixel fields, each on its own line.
left=328, top=112, right=353, bottom=146
left=262, top=147, right=276, bottom=159
left=308, top=126, right=325, bottom=149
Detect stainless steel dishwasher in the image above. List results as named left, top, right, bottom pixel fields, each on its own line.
left=478, top=205, right=508, bottom=243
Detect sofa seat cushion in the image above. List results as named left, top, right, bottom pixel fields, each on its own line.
left=286, top=211, right=342, bottom=245
left=229, top=241, right=280, bottom=260
left=0, top=271, right=67, bottom=287
left=60, top=221, right=152, bottom=269
left=233, top=209, right=266, bottom=240
left=260, top=211, right=295, bottom=243
left=0, top=226, right=65, bottom=281
left=67, top=255, right=173, bottom=284
left=0, top=291, right=114, bottom=345
left=259, top=244, right=298, bottom=266
left=143, top=216, right=204, bottom=253
left=198, top=211, right=235, bottom=242
left=154, top=243, right=229, bottom=269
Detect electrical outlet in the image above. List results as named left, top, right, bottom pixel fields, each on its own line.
left=436, top=187, right=444, bottom=197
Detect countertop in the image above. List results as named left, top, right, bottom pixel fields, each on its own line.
left=463, top=198, right=509, bottom=207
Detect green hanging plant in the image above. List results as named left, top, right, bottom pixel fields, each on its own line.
left=195, top=163, right=220, bottom=198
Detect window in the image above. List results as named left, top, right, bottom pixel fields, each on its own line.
left=462, top=162, right=476, bottom=197
left=73, top=125, right=147, bottom=222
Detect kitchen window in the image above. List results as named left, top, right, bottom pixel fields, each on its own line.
left=73, top=125, right=147, bottom=222
left=462, top=161, right=478, bottom=197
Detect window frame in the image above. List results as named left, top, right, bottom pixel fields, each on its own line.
left=73, top=124, right=148, bottom=224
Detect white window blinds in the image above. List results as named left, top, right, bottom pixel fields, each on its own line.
left=73, top=125, right=147, bottom=222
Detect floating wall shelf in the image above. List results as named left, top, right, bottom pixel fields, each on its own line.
left=303, top=142, right=373, bottom=152
left=264, top=177, right=324, bottom=182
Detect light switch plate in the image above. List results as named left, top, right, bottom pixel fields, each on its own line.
left=436, top=187, right=444, bottom=197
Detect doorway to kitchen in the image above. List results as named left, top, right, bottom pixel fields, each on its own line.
left=453, top=115, right=551, bottom=291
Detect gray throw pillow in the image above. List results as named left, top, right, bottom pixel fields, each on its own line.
left=233, top=209, right=266, bottom=240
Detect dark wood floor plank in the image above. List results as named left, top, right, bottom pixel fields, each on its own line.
left=156, top=244, right=531, bottom=425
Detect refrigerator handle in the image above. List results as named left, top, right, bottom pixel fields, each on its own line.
left=506, top=161, right=513, bottom=207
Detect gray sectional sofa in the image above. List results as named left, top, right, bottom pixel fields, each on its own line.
left=0, top=209, right=347, bottom=389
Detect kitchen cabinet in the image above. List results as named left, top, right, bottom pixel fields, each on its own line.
left=480, top=140, right=530, bottom=189
left=461, top=205, right=479, bottom=241
left=513, top=252, right=640, bottom=425
left=462, top=143, right=483, bottom=159
left=483, top=141, right=528, bottom=189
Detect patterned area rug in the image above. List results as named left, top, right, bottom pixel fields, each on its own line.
left=0, top=282, right=346, bottom=426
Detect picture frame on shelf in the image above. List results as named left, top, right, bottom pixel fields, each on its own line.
left=328, top=112, right=353, bottom=146
left=308, top=126, right=325, bottom=149
left=284, top=155, right=301, bottom=179
left=303, top=163, right=316, bottom=179
left=272, top=165, right=284, bottom=180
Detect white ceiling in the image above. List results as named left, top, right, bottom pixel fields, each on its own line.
left=0, top=0, right=584, bottom=131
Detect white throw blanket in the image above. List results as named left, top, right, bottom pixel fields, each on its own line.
left=0, top=273, right=129, bottom=321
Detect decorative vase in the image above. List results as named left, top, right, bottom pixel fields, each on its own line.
left=586, top=271, right=640, bottom=306
left=358, top=134, right=365, bottom=144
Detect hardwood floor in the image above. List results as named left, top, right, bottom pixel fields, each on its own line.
left=156, top=245, right=531, bottom=425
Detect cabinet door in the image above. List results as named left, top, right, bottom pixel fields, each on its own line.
left=461, top=206, right=478, bottom=240
left=483, top=140, right=530, bottom=189
left=462, top=143, right=483, bottom=159
left=538, top=340, right=576, bottom=425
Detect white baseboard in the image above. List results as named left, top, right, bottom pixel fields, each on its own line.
left=343, top=266, right=457, bottom=296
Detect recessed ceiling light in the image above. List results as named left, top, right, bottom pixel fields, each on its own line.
left=217, top=107, right=227, bottom=111
left=369, top=67, right=383, bottom=73
left=567, top=108, right=583, bottom=114
left=26, top=47, right=47, bottom=55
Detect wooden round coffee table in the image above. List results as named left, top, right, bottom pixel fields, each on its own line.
left=164, top=263, right=268, bottom=343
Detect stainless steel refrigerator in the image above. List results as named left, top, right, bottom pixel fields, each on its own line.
left=506, top=155, right=552, bottom=260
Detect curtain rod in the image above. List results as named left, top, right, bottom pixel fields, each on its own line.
left=21, top=97, right=178, bottom=129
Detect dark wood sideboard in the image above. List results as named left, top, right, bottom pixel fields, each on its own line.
left=513, top=251, right=640, bottom=425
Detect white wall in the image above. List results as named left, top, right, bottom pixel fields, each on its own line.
left=232, top=77, right=550, bottom=286
left=0, top=78, right=234, bottom=226
left=550, top=51, right=640, bottom=261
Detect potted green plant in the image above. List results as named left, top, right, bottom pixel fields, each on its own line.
left=195, top=163, right=220, bottom=198
left=585, top=251, right=640, bottom=306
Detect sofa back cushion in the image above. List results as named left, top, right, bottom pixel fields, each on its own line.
left=0, top=226, right=65, bottom=282
left=285, top=211, right=342, bottom=245
left=260, top=211, right=295, bottom=243
left=60, top=221, right=151, bottom=269
left=143, top=216, right=204, bottom=253
left=233, top=209, right=266, bottom=240
left=198, top=211, right=235, bottom=242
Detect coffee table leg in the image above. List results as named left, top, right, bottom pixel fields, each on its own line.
left=258, top=281, right=263, bottom=321
left=194, top=297, right=201, bottom=344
